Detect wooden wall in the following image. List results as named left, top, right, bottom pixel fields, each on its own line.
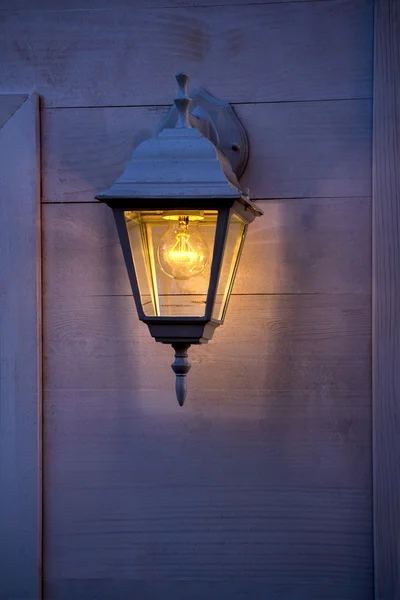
left=372, top=1, right=400, bottom=598
left=0, top=0, right=374, bottom=598
left=0, top=94, right=42, bottom=600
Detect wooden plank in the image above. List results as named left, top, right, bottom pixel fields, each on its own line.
left=0, top=0, right=330, bottom=10
left=44, top=464, right=372, bottom=597
left=43, top=293, right=372, bottom=597
left=0, top=0, right=373, bottom=107
left=43, top=293, right=371, bottom=393
left=42, top=100, right=372, bottom=202
left=43, top=291, right=372, bottom=596
left=0, top=94, right=42, bottom=599
left=46, top=574, right=373, bottom=600
left=372, top=0, right=400, bottom=598
left=42, top=197, right=371, bottom=298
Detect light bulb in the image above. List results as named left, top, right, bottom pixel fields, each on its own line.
left=157, top=215, right=209, bottom=280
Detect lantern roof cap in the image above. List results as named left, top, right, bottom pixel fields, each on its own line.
left=96, top=73, right=245, bottom=203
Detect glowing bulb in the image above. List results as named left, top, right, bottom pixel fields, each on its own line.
left=157, top=215, right=209, bottom=280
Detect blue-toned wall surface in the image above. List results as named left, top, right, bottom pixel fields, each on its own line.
left=0, top=0, right=374, bottom=598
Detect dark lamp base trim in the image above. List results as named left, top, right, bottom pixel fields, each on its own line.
left=144, top=319, right=220, bottom=345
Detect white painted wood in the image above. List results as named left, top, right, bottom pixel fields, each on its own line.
left=45, top=574, right=372, bottom=600
left=43, top=292, right=372, bottom=597
left=0, top=0, right=329, bottom=9
left=45, top=480, right=372, bottom=598
left=42, top=197, right=371, bottom=298
left=372, top=0, right=400, bottom=597
left=0, top=94, right=42, bottom=599
left=42, top=100, right=372, bottom=203
left=43, top=293, right=371, bottom=393
left=14, top=0, right=372, bottom=596
left=0, top=0, right=373, bottom=107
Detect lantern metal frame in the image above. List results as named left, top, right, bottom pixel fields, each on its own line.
left=96, top=73, right=263, bottom=405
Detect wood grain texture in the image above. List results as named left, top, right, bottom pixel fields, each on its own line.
left=32, top=0, right=374, bottom=595
left=0, top=0, right=373, bottom=107
left=372, top=0, right=400, bottom=598
left=0, top=94, right=42, bottom=599
left=42, top=100, right=372, bottom=202
left=43, top=292, right=372, bottom=598
left=45, top=574, right=373, bottom=600
left=0, top=0, right=336, bottom=10
left=42, top=197, right=371, bottom=297
left=43, top=293, right=371, bottom=393
left=44, top=479, right=372, bottom=599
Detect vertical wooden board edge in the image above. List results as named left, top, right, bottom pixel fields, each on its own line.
left=372, top=0, right=400, bottom=598
left=0, top=92, right=42, bottom=598
left=34, top=91, right=43, bottom=600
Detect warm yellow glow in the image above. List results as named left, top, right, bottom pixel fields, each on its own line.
left=162, top=212, right=204, bottom=221
left=169, top=250, right=199, bottom=262
left=168, top=231, right=200, bottom=265
left=157, top=215, right=209, bottom=279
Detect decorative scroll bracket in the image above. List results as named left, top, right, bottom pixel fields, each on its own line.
left=159, top=83, right=249, bottom=179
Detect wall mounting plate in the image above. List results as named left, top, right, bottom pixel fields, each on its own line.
left=159, top=87, right=249, bottom=179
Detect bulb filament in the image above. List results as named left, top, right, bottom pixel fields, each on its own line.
left=157, top=214, right=209, bottom=279
left=168, top=216, right=201, bottom=265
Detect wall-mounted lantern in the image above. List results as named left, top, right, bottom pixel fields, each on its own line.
left=96, top=74, right=263, bottom=405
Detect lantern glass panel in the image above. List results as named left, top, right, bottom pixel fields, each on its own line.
left=212, top=213, right=247, bottom=321
left=124, top=210, right=218, bottom=317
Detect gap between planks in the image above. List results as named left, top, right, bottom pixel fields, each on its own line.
left=42, top=196, right=372, bottom=204
left=42, top=97, right=372, bottom=110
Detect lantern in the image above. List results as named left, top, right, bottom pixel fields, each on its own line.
left=96, top=73, right=263, bottom=405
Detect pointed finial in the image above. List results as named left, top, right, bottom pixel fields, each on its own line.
left=174, top=72, right=192, bottom=129
left=171, top=343, right=191, bottom=406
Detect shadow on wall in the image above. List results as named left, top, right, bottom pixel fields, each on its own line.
left=44, top=191, right=372, bottom=598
